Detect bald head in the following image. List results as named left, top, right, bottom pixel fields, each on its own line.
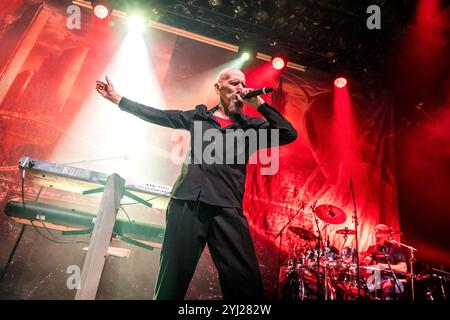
left=216, top=68, right=245, bottom=83
left=375, top=224, right=390, bottom=233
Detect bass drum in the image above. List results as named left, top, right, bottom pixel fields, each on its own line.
left=283, top=268, right=336, bottom=300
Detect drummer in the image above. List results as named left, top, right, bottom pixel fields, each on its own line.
left=361, top=224, right=407, bottom=300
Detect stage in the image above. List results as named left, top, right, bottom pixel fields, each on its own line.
left=0, top=0, right=449, bottom=301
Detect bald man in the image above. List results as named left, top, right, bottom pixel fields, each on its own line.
left=96, top=69, right=297, bottom=300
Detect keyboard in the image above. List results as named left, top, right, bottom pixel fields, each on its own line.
left=19, top=156, right=172, bottom=209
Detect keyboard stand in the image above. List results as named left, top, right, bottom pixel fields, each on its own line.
left=74, top=173, right=125, bottom=300
left=82, top=186, right=153, bottom=208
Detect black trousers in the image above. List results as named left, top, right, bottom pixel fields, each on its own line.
left=154, top=198, right=264, bottom=300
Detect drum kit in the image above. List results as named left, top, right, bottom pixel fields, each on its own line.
left=281, top=204, right=404, bottom=300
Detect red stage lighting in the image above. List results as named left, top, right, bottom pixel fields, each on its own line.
left=272, top=57, right=285, bottom=70
left=93, top=4, right=109, bottom=19
left=334, top=77, right=347, bottom=88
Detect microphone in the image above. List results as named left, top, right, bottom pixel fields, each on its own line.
left=240, top=87, right=273, bottom=99
left=388, top=239, right=417, bottom=251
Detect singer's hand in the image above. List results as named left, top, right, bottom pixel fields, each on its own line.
left=95, top=76, right=122, bottom=105
left=236, top=88, right=265, bottom=109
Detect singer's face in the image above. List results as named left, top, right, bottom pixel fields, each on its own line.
left=215, top=69, right=246, bottom=114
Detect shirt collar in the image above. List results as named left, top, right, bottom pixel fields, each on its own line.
left=208, top=105, right=253, bottom=126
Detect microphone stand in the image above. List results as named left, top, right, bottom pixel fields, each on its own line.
left=390, top=239, right=417, bottom=300
left=274, top=201, right=305, bottom=297
left=311, top=205, right=324, bottom=300
left=323, top=225, right=330, bottom=300
left=349, top=178, right=362, bottom=299
left=381, top=250, right=403, bottom=300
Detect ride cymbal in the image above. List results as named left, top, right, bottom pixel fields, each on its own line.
left=288, top=226, right=317, bottom=241
left=315, top=204, right=347, bottom=224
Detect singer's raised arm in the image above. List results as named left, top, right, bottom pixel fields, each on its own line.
left=95, top=76, right=194, bottom=130
left=118, top=97, right=195, bottom=130
left=248, top=102, right=298, bottom=147
left=259, top=102, right=297, bottom=145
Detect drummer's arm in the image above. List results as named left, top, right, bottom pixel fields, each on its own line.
left=361, top=256, right=373, bottom=266
left=375, top=262, right=407, bottom=274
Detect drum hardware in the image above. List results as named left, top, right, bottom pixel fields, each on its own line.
left=349, top=178, right=362, bottom=299
left=288, top=226, right=317, bottom=241
left=336, top=227, right=356, bottom=262
left=314, top=204, right=347, bottom=225
left=348, top=264, right=409, bottom=277
left=310, top=203, right=325, bottom=300
left=312, top=204, right=347, bottom=300
left=388, top=239, right=417, bottom=300
left=336, top=227, right=357, bottom=235
left=274, top=201, right=306, bottom=296
left=280, top=224, right=435, bottom=301
left=280, top=198, right=426, bottom=301
left=416, top=267, right=449, bottom=300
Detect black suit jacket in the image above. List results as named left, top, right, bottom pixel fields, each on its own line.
left=119, top=97, right=297, bottom=208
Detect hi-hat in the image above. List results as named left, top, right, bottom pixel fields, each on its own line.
left=288, top=226, right=317, bottom=241
left=315, top=204, right=347, bottom=224
left=336, top=228, right=356, bottom=235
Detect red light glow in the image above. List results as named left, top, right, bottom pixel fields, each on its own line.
left=94, top=4, right=109, bottom=19
left=272, top=57, right=285, bottom=70
left=334, top=77, right=347, bottom=88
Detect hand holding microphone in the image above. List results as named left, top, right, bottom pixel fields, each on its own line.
left=240, top=87, right=273, bottom=99
left=237, top=87, right=273, bottom=109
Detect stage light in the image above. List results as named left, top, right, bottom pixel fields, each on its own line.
left=208, top=0, right=221, bottom=7
left=52, top=17, right=168, bottom=184
left=241, top=52, right=251, bottom=61
left=233, top=5, right=246, bottom=18
left=128, top=15, right=146, bottom=32
left=238, top=43, right=256, bottom=62
left=272, top=57, right=286, bottom=70
left=334, top=77, right=347, bottom=88
left=93, top=4, right=109, bottom=19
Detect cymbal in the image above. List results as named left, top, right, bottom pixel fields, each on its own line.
left=336, top=228, right=356, bottom=235
left=288, top=226, right=316, bottom=241
left=315, top=204, right=347, bottom=224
